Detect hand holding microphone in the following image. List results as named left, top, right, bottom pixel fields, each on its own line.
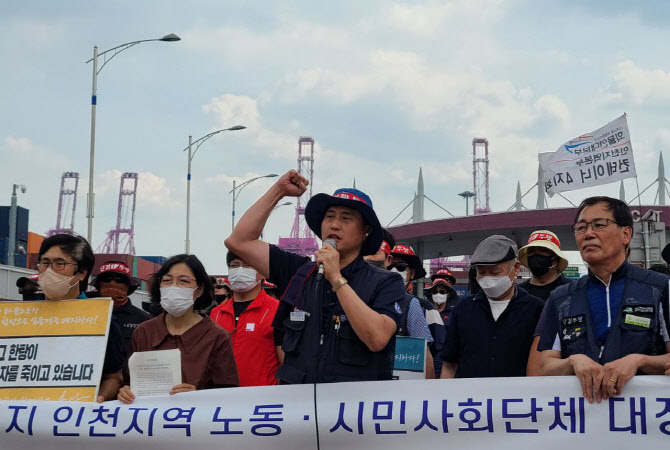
left=316, top=238, right=338, bottom=281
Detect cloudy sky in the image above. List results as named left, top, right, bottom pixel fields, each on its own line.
left=2, top=1, right=670, bottom=274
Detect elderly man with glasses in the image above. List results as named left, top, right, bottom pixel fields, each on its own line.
left=539, top=196, right=670, bottom=403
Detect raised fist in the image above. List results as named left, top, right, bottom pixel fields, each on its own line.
left=276, top=169, right=309, bottom=197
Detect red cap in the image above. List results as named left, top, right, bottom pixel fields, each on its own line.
left=333, top=191, right=371, bottom=206
left=527, top=231, right=561, bottom=248
left=99, top=262, right=131, bottom=275
left=391, top=243, right=415, bottom=256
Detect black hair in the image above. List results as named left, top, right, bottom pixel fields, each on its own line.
left=38, top=233, right=94, bottom=292
left=149, top=254, right=214, bottom=311
left=226, top=251, right=241, bottom=266
left=574, top=196, right=634, bottom=232
left=382, top=228, right=396, bottom=250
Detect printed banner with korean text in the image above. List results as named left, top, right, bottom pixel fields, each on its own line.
left=0, top=299, right=113, bottom=402
left=2, top=376, right=670, bottom=449
left=539, top=114, right=636, bottom=197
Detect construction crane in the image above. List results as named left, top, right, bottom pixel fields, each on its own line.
left=278, top=137, right=319, bottom=257
left=97, top=172, right=138, bottom=254
left=46, top=172, right=80, bottom=237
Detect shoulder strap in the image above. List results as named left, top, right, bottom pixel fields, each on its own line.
left=280, top=261, right=318, bottom=307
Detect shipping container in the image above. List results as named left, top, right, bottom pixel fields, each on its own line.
left=0, top=206, right=29, bottom=240
left=136, top=257, right=160, bottom=281
left=27, top=232, right=44, bottom=255
left=138, top=255, right=167, bottom=265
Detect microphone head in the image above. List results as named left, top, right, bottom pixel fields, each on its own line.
left=323, top=238, right=338, bottom=250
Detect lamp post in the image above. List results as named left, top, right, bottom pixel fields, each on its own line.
left=260, top=201, right=292, bottom=240
left=230, top=174, right=279, bottom=230
left=8, top=184, right=27, bottom=267
left=85, top=33, right=180, bottom=244
left=183, top=125, right=246, bottom=254
left=458, top=191, right=475, bottom=216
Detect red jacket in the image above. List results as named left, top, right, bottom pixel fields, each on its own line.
left=209, top=290, right=280, bottom=387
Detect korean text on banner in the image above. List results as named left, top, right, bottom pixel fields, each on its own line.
left=539, top=114, right=636, bottom=197
left=0, top=299, right=113, bottom=402
left=2, top=377, right=670, bottom=450
left=393, top=336, right=426, bottom=380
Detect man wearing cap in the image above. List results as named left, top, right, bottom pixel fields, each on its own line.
left=210, top=251, right=282, bottom=386
left=225, top=170, right=404, bottom=384
left=390, top=243, right=447, bottom=355
left=16, top=274, right=44, bottom=300
left=204, top=277, right=233, bottom=315
left=364, top=230, right=436, bottom=379
left=92, top=261, right=151, bottom=356
left=439, top=235, right=544, bottom=378
left=539, top=196, right=670, bottom=403
left=518, top=230, right=572, bottom=302
left=426, top=276, right=458, bottom=377
left=518, top=230, right=573, bottom=376
left=429, top=268, right=460, bottom=325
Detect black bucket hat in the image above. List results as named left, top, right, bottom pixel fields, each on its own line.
left=91, top=261, right=140, bottom=295
left=305, top=188, right=383, bottom=256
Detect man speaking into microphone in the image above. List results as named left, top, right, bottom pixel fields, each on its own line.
left=225, top=170, right=404, bottom=384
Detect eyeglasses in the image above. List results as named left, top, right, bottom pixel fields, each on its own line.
left=160, top=275, right=197, bottom=288
left=37, top=259, right=77, bottom=272
left=433, top=289, right=449, bottom=295
left=388, top=262, right=409, bottom=272
left=572, top=218, right=618, bottom=234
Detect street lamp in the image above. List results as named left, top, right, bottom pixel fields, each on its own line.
left=85, top=33, right=180, bottom=244
left=182, top=126, right=247, bottom=254
left=230, top=174, right=279, bottom=229
left=260, top=201, right=292, bottom=240
left=458, top=191, right=475, bottom=216
left=8, top=184, right=27, bottom=267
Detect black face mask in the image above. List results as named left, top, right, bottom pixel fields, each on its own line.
left=366, top=259, right=386, bottom=269
left=214, top=294, right=228, bottom=304
left=527, top=254, right=555, bottom=277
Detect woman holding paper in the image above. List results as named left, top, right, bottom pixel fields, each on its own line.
left=118, top=254, right=240, bottom=403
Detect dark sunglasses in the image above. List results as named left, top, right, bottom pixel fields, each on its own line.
left=433, top=289, right=449, bottom=295
left=99, top=274, right=128, bottom=284
left=388, top=262, right=409, bottom=272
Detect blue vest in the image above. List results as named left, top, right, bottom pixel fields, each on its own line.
left=276, top=258, right=399, bottom=384
left=551, top=263, right=667, bottom=364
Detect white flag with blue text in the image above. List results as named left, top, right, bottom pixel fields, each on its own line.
left=539, top=114, right=636, bottom=197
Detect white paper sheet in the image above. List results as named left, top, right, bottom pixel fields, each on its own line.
left=129, top=349, right=182, bottom=397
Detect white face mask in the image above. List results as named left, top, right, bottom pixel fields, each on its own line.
left=390, top=267, right=408, bottom=283
left=160, top=286, right=195, bottom=317
left=478, top=265, right=514, bottom=299
left=38, top=268, right=79, bottom=300
left=228, top=267, right=260, bottom=292
left=432, top=293, right=448, bottom=305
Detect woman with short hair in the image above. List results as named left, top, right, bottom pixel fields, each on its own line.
left=118, top=254, right=239, bottom=403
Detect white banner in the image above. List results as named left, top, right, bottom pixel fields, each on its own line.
left=2, top=376, right=670, bottom=449
left=539, top=114, right=636, bottom=197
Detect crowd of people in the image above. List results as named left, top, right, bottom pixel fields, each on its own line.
left=17, top=169, right=670, bottom=404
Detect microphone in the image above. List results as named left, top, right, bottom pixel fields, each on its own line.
left=317, top=238, right=337, bottom=281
